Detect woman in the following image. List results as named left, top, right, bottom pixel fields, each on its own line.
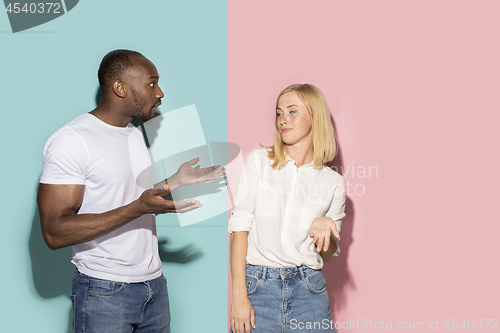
left=229, top=84, right=347, bottom=333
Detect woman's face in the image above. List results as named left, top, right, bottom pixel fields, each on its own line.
left=276, top=92, right=312, bottom=147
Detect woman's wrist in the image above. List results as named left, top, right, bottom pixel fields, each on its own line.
left=232, top=288, right=248, bottom=298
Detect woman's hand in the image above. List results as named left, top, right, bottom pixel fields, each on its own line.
left=309, top=217, right=340, bottom=252
left=231, top=295, right=256, bottom=333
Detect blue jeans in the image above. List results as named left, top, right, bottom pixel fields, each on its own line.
left=71, top=270, right=170, bottom=333
left=232, top=264, right=336, bottom=333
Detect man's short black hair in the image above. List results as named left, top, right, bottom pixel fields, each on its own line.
left=98, top=49, right=144, bottom=93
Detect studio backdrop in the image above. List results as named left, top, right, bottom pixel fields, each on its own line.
left=1, top=1, right=499, bottom=333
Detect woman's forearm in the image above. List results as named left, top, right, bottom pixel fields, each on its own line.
left=230, top=231, right=249, bottom=297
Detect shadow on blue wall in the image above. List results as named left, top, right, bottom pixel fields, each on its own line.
left=29, top=202, right=74, bottom=333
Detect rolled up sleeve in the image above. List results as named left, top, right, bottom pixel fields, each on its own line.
left=325, top=176, right=347, bottom=256
left=228, top=150, right=260, bottom=233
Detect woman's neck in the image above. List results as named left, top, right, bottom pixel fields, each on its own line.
left=285, top=142, right=314, bottom=168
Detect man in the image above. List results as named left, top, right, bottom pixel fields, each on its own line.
left=37, top=49, right=223, bottom=332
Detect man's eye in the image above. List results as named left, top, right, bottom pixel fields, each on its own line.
left=149, top=83, right=155, bottom=88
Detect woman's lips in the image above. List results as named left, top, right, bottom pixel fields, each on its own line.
left=281, top=128, right=291, bottom=133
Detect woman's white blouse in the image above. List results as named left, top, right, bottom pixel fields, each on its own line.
left=228, top=148, right=346, bottom=269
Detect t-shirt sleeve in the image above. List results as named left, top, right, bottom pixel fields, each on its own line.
left=325, top=175, right=347, bottom=256
left=39, top=129, right=89, bottom=185
left=228, top=149, right=260, bottom=233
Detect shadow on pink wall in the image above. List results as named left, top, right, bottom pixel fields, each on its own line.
left=323, top=195, right=356, bottom=317
left=324, top=117, right=357, bottom=318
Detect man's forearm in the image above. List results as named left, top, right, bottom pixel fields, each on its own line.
left=41, top=199, right=145, bottom=250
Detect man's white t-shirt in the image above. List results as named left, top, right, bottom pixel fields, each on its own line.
left=40, top=113, right=162, bottom=283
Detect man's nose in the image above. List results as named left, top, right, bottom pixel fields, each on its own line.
left=157, top=86, right=165, bottom=99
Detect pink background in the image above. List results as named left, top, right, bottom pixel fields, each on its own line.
left=228, top=0, right=500, bottom=331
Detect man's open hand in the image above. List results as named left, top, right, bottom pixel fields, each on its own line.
left=169, top=157, right=226, bottom=191
left=137, top=188, right=202, bottom=214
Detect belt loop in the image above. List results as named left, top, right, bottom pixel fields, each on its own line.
left=262, top=267, right=267, bottom=282
left=299, top=266, right=305, bottom=280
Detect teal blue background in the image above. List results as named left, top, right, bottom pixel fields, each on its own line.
left=0, top=1, right=228, bottom=332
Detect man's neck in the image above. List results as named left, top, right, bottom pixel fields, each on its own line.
left=90, top=102, right=132, bottom=128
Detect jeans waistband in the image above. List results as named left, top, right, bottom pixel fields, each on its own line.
left=245, top=264, right=320, bottom=281
left=73, top=269, right=164, bottom=285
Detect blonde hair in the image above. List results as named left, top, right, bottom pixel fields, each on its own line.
left=261, top=84, right=337, bottom=169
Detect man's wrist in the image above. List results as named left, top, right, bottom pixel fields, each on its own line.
left=166, top=173, right=180, bottom=192
left=128, top=197, right=147, bottom=218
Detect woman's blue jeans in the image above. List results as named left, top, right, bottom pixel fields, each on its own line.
left=71, top=270, right=170, bottom=333
left=232, top=264, right=336, bottom=333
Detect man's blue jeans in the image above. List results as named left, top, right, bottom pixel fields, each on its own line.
left=71, top=270, right=170, bottom=333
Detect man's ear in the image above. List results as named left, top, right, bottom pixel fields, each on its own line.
left=112, top=80, right=127, bottom=98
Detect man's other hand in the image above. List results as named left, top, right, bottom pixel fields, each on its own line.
left=137, top=188, right=202, bottom=214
